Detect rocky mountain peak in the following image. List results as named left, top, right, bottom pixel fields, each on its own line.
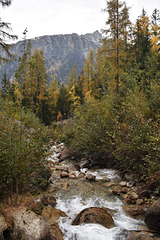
left=0, top=31, right=102, bottom=83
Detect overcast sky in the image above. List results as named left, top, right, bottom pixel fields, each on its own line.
left=1, top=0, right=160, bottom=42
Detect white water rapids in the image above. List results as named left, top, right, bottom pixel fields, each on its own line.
left=48, top=144, right=145, bottom=240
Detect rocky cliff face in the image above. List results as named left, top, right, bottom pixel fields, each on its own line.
left=0, top=31, right=102, bottom=83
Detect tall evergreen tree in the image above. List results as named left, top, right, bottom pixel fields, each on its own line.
left=0, top=0, right=17, bottom=63
left=103, top=0, right=131, bottom=93
left=82, top=48, right=95, bottom=99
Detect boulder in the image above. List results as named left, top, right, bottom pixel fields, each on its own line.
left=68, top=164, right=80, bottom=172
left=42, top=206, right=67, bottom=224
left=60, top=172, right=69, bottom=178
left=112, top=185, right=122, bottom=195
left=138, top=176, right=160, bottom=199
left=86, top=174, right=96, bottom=181
left=69, top=173, right=76, bottom=179
left=59, top=149, right=72, bottom=162
left=120, top=181, right=127, bottom=187
left=126, top=231, right=156, bottom=240
left=12, top=208, right=51, bottom=240
left=123, top=205, right=146, bottom=216
left=77, top=173, right=85, bottom=179
left=72, top=207, right=115, bottom=229
left=50, top=223, right=64, bottom=240
left=79, top=158, right=91, bottom=169
left=55, top=166, right=68, bottom=172
left=123, top=191, right=139, bottom=204
left=145, top=198, right=160, bottom=231
left=0, top=215, right=8, bottom=236
left=62, top=182, right=69, bottom=190
left=41, top=195, right=57, bottom=207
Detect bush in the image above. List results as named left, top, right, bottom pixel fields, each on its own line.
left=0, top=98, right=50, bottom=202
left=60, top=91, right=160, bottom=179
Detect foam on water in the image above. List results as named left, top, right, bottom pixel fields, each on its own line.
left=56, top=194, right=143, bottom=240
left=86, top=169, right=120, bottom=182
left=48, top=145, right=144, bottom=239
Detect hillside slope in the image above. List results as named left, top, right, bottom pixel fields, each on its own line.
left=0, top=31, right=102, bottom=83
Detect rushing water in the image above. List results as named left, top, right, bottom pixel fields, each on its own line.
left=55, top=175, right=144, bottom=240
left=49, top=144, right=144, bottom=240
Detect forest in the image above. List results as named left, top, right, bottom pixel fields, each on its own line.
left=0, top=0, right=160, bottom=201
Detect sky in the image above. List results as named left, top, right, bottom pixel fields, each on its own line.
left=1, top=0, right=160, bottom=42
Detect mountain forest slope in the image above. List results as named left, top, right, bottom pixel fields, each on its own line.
left=0, top=31, right=102, bottom=83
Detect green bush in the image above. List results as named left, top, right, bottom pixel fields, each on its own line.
left=0, top=98, right=50, bottom=201
left=60, top=91, right=160, bottom=179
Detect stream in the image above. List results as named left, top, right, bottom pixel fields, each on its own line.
left=48, top=143, right=145, bottom=240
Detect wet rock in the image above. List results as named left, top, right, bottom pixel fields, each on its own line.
left=60, top=172, right=69, bottom=178
left=126, top=231, right=157, bottom=240
left=112, top=185, right=122, bottom=195
left=55, top=165, right=68, bottom=172
left=72, top=207, right=115, bottom=229
left=42, top=206, right=67, bottom=224
left=69, top=173, right=76, bottom=179
left=138, top=176, right=160, bottom=199
left=50, top=223, right=64, bottom=240
left=86, top=174, right=96, bottom=181
left=62, top=182, right=69, bottom=190
left=136, top=199, right=144, bottom=206
left=68, top=164, right=80, bottom=172
left=0, top=215, right=8, bottom=236
left=120, top=181, right=127, bottom=187
left=123, top=191, right=139, bottom=204
left=102, top=177, right=110, bottom=182
left=77, top=173, right=85, bottom=179
left=41, top=195, right=57, bottom=207
left=79, top=158, right=91, bottom=169
left=59, top=149, right=72, bottom=162
left=12, top=208, right=51, bottom=240
left=145, top=198, right=160, bottom=231
left=121, top=187, right=129, bottom=193
left=123, top=205, right=146, bottom=216
left=103, top=182, right=114, bottom=188
left=138, top=190, right=151, bottom=199
left=127, top=181, right=135, bottom=188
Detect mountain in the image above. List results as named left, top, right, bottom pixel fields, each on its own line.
left=0, top=31, right=102, bottom=84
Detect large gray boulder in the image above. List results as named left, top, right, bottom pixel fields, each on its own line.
left=145, top=198, right=160, bottom=231
left=0, top=215, right=8, bottom=240
left=72, top=207, right=115, bottom=229
left=12, top=208, right=51, bottom=240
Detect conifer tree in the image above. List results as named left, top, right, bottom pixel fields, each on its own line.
left=48, top=75, right=59, bottom=120
left=67, top=64, right=78, bottom=90
left=82, top=48, right=95, bottom=98
left=0, top=0, right=17, bottom=63
left=32, top=48, right=47, bottom=121
left=0, top=72, right=13, bottom=99
left=151, top=9, right=160, bottom=53
left=103, top=0, right=131, bottom=93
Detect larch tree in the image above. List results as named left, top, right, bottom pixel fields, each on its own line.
left=48, top=74, right=59, bottom=120
left=102, top=0, right=131, bottom=93
left=32, top=48, right=47, bottom=121
left=82, top=48, right=95, bottom=99
left=151, top=9, right=160, bottom=53
left=67, top=64, right=78, bottom=90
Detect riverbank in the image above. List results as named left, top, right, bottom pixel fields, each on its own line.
left=0, top=142, right=160, bottom=240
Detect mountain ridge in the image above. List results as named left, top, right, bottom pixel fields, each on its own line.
left=0, top=30, right=102, bottom=83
